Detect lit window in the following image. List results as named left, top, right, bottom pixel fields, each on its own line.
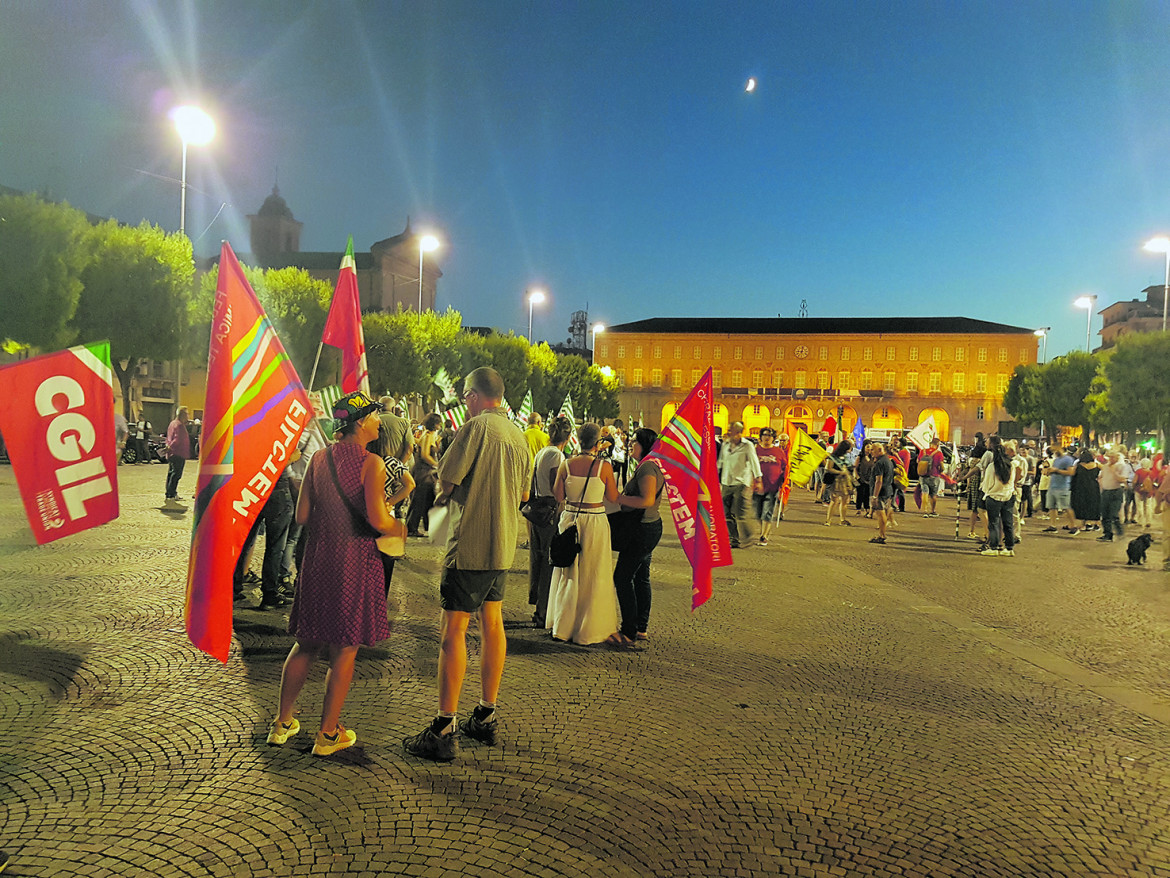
left=795, top=370, right=806, bottom=387
left=996, top=374, right=1008, bottom=394
left=886, top=346, right=895, bottom=361
left=1019, top=348, right=1028, bottom=363
left=673, top=345, right=682, bottom=359
left=633, top=368, right=643, bottom=387
left=841, top=346, right=851, bottom=361
left=976, top=405, right=985, bottom=420
left=955, top=347, right=965, bottom=363
left=884, top=371, right=896, bottom=391
left=932, top=346, right=941, bottom=361
left=775, top=346, right=785, bottom=359
left=906, top=372, right=918, bottom=392
left=997, top=348, right=1007, bottom=363
left=754, top=346, right=762, bottom=359
left=617, top=345, right=626, bottom=358
left=692, top=368, right=702, bottom=384
left=693, top=346, right=701, bottom=359
left=672, top=369, right=682, bottom=388
left=651, top=368, right=663, bottom=386
left=653, top=345, right=662, bottom=359
left=929, top=372, right=941, bottom=392
left=599, top=344, right=608, bottom=358
left=860, top=370, right=873, bottom=390
left=976, top=373, right=987, bottom=392
left=734, top=346, right=743, bottom=359
left=713, top=346, right=722, bottom=360
left=772, top=370, right=783, bottom=386
left=752, top=404, right=762, bottom=415
left=635, top=345, right=643, bottom=359
left=909, top=346, right=919, bottom=361
left=819, top=346, right=828, bottom=360
left=818, top=370, right=830, bottom=389
left=838, top=370, right=851, bottom=389
left=953, top=373, right=965, bottom=393
left=863, top=346, right=873, bottom=361
left=978, top=348, right=987, bottom=363
left=731, top=369, right=743, bottom=385
left=713, top=369, right=723, bottom=387
left=752, top=370, right=763, bottom=387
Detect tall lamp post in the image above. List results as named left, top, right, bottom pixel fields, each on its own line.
left=1074, top=295, right=1098, bottom=353
left=527, top=288, right=546, bottom=344
left=1033, top=327, right=1050, bottom=364
left=1143, top=236, right=1170, bottom=332
left=170, top=106, right=215, bottom=237
left=591, top=323, right=605, bottom=352
left=417, top=234, right=440, bottom=316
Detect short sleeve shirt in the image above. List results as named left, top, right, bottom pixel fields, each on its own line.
left=756, top=446, right=787, bottom=494
left=532, top=445, right=565, bottom=497
left=871, top=455, right=895, bottom=500
left=437, top=407, right=532, bottom=571
left=1049, top=454, right=1076, bottom=492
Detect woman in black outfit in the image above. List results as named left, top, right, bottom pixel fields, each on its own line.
left=611, top=428, right=665, bottom=645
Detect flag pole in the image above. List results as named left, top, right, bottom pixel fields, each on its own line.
left=307, top=340, right=324, bottom=394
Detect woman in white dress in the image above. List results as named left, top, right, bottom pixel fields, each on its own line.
left=547, top=423, right=621, bottom=645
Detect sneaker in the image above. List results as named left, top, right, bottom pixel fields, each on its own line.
left=980, top=547, right=1000, bottom=556
left=759, top=538, right=768, bottom=546
left=999, top=548, right=1015, bottom=556
left=459, top=712, right=499, bottom=746
left=266, top=717, right=300, bottom=745
left=403, top=726, right=458, bottom=762
left=1068, top=529, right=1079, bottom=535
left=1042, top=526, right=1058, bottom=533
left=258, top=595, right=290, bottom=611
left=312, top=725, right=357, bottom=756
left=1096, top=535, right=1113, bottom=542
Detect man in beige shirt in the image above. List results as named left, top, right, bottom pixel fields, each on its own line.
left=404, top=366, right=531, bottom=762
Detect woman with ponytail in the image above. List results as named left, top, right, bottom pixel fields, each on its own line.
left=979, top=435, right=1019, bottom=556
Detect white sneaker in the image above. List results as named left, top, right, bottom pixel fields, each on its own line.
left=980, top=547, right=1000, bottom=556
left=999, top=548, right=1015, bottom=557
left=266, top=717, right=300, bottom=745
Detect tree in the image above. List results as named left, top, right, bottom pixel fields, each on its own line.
left=1003, top=364, right=1044, bottom=429
left=1098, top=332, right=1170, bottom=439
left=364, top=311, right=427, bottom=397
left=482, top=333, right=533, bottom=409
left=1038, top=351, right=1098, bottom=444
left=72, top=220, right=193, bottom=417
left=0, top=193, right=92, bottom=351
left=259, top=267, right=332, bottom=383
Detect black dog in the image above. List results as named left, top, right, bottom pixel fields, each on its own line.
left=1126, top=533, right=1153, bottom=566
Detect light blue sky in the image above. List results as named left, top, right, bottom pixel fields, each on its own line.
left=3, top=1, right=1169, bottom=357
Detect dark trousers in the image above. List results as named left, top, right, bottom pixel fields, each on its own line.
left=722, top=484, right=755, bottom=546
left=613, top=518, right=663, bottom=639
left=855, top=481, right=870, bottom=511
left=406, top=470, right=436, bottom=533
left=985, top=495, right=1015, bottom=550
left=528, top=520, right=558, bottom=624
left=235, top=479, right=294, bottom=601
left=1101, top=488, right=1125, bottom=539
left=1019, top=484, right=1033, bottom=517
left=165, top=456, right=186, bottom=498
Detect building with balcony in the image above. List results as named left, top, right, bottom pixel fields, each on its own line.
left=595, top=316, right=1038, bottom=444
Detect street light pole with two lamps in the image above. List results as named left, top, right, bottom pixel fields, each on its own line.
left=169, top=106, right=215, bottom=238
left=527, top=289, right=546, bottom=345
left=1143, top=236, right=1170, bottom=333
left=1074, top=296, right=1098, bottom=353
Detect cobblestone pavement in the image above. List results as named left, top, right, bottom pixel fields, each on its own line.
left=2, top=464, right=1170, bottom=877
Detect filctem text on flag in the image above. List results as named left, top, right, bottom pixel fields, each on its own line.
left=232, top=399, right=309, bottom=517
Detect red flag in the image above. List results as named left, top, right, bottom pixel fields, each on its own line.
left=185, top=243, right=312, bottom=663
left=644, top=369, right=732, bottom=610
left=0, top=341, right=119, bottom=544
left=321, top=236, right=369, bottom=394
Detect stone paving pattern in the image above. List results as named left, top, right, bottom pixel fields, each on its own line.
left=2, top=464, right=1169, bottom=877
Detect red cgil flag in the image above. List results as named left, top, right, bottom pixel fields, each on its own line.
left=643, top=368, right=732, bottom=610
left=0, top=341, right=119, bottom=544
left=185, top=243, right=312, bottom=663
left=321, top=236, right=369, bottom=394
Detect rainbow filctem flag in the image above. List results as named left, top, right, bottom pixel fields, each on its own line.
left=786, top=429, right=829, bottom=488
left=643, top=368, right=731, bottom=610
left=185, top=242, right=312, bottom=664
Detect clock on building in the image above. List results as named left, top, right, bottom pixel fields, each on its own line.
left=794, top=345, right=809, bottom=359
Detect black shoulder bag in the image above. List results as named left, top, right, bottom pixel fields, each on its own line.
left=549, top=459, right=594, bottom=568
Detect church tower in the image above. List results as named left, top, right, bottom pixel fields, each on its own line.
left=247, top=186, right=303, bottom=265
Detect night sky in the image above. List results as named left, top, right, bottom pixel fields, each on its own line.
left=3, top=1, right=1170, bottom=358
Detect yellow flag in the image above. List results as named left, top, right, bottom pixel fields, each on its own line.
left=787, top=429, right=829, bottom=487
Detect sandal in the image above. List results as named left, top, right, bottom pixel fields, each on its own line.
left=841, top=520, right=852, bottom=526
left=869, top=536, right=886, bottom=544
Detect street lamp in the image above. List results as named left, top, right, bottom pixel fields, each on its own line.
left=1033, top=327, right=1050, bottom=364
left=1074, top=295, right=1098, bottom=353
left=591, top=323, right=605, bottom=351
left=527, top=288, right=546, bottom=344
left=170, top=105, right=215, bottom=237
left=1143, top=236, right=1170, bottom=333
left=417, top=233, right=440, bottom=316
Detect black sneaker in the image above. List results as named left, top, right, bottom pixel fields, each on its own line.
left=1096, top=535, right=1113, bottom=542
left=258, top=594, right=290, bottom=610
left=403, top=726, right=458, bottom=762
left=459, top=712, right=498, bottom=746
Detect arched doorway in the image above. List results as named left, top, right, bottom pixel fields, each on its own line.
left=742, top=402, right=770, bottom=437
left=660, top=402, right=678, bottom=431
left=871, top=405, right=903, bottom=431
left=784, top=403, right=812, bottom=437
left=713, top=403, right=730, bottom=436
left=918, top=407, right=950, bottom=442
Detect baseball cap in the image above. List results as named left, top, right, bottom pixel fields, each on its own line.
left=332, top=391, right=383, bottom=431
